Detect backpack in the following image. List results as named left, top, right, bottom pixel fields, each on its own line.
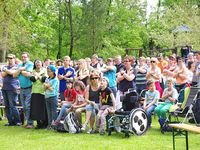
left=64, top=112, right=81, bottom=133
left=53, top=120, right=68, bottom=132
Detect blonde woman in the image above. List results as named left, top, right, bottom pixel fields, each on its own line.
left=75, top=59, right=89, bottom=86
left=146, top=57, right=163, bottom=97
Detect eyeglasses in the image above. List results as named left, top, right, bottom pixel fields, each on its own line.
left=90, top=77, right=99, bottom=80
left=7, top=57, right=13, bottom=59
left=150, top=61, right=156, bottom=63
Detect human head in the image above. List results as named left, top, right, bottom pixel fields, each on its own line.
left=101, top=76, right=109, bottom=88
left=21, top=52, right=29, bottom=63
left=34, top=59, right=42, bottom=69
left=6, top=54, right=16, bottom=64
left=63, top=56, right=71, bottom=66
left=74, top=81, right=85, bottom=92
left=47, top=65, right=56, bottom=77
left=147, top=80, right=155, bottom=91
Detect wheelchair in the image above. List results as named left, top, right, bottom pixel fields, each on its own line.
left=107, top=89, right=148, bottom=137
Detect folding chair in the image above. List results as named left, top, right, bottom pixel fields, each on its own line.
left=169, top=86, right=200, bottom=123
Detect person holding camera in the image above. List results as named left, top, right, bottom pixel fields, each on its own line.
left=30, top=59, right=48, bottom=129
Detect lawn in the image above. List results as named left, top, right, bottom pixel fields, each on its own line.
left=0, top=117, right=199, bottom=150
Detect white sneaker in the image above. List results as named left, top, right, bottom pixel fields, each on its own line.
left=81, top=124, right=88, bottom=131
left=87, top=128, right=93, bottom=134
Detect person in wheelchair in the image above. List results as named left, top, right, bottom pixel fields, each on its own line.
left=143, top=80, right=160, bottom=128
left=155, top=78, right=178, bottom=130
left=95, top=77, right=116, bottom=135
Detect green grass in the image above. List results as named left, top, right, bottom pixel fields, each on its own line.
left=0, top=117, right=200, bottom=150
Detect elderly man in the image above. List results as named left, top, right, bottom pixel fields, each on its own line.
left=13, top=52, right=34, bottom=128
left=1, top=54, right=21, bottom=126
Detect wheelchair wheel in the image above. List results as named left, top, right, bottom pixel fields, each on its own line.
left=129, top=108, right=148, bottom=136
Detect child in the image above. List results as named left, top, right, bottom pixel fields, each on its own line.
left=143, top=80, right=160, bottom=128
left=68, top=81, right=87, bottom=125
left=95, top=77, right=116, bottom=135
left=155, top=78, right=178, bottom=129
left=44, top=65, right=59, bottom=128
left=52, top=80, right=77, bottom=125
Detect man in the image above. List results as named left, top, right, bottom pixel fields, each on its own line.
left=13, top=52, right=34, bottom=128
left=57, top=56, right=75, bottom=101
left=1, top=54, right=21, bottom=126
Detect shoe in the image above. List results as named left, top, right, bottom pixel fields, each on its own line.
left=4, top=123, right=15, bottom=126
left=25, top=125, right=34, bottom=129
left=51, top=120, right=60, bottom=126
left=81, top=124, right=88, bottom=131
left=100, top=130, right=105, bottom=135
left=87, top=128, right=94, bottom=134
left=93, top=129, right=99, bottom=134
left=15, top=123, right=22, bottom=126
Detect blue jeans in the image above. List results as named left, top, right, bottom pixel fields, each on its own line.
left=146, top=104, right=156, bottom=126
left=20, top=88, right=33, bottom=125
left=57, top=104, right=72, bottom=120
left=86, top=104, right=99, bottom=117
left=45, top=96, right=58, bottom=125
left=2, top=89, right=21, bottom=125
left=59, top=92, right=65, bottom=101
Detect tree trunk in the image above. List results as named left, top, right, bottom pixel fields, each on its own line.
left=57, top=0, right=62, bottom=59
left=67, top=0, right=74, bottom=58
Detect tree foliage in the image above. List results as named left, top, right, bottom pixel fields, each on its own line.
left=0, top=0, right=200, bottom=61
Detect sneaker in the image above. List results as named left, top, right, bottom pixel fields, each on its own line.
left=51, top=120, right=60, bottom=126
left=87, top=128, right=93, bottom=134
left=93, top=129, right=99, bottom=134
left=4, top=123, right=15, bottom=126
left=81, top=124, right=88, bottom=131
left=100, top=130, right=105, bottom=135
left=15, top=123, right=22, bottom=126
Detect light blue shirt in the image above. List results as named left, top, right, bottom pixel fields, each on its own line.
left=145, top=90, right=160, bottom=105
left=45, top=77, right=59, bottom=98
left=17, top=61, right=33, bottom=88
left=104, top=66, right=117, bottom=88
left=163, top=87, right=178, bottom=103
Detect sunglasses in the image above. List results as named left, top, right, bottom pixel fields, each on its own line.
left=90, top=77, right=99, bottom=80
left=150, top=61, right=156, bottom=63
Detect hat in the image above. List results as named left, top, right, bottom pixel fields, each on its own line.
left=47, top=65, right=56, bottom=75
left=6, top=54, right=15, bottom=59
left=102, top=76, right=109, bottom=84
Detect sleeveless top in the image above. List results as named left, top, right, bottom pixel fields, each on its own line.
left=89, top=86, right=100, bottom=104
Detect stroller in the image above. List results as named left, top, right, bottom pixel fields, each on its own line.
left=107, top=89, right=148, bottom=137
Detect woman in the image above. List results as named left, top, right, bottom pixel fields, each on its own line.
left=44, top=65, right=59, bottom=128
left=30, top=59, right=48, bottom=129
left=81, top=70, right=100, bottom=134
left=116, top=55, right=136, bottom=109
left=75, top=59, right=90, bottom=86
left=146, top=57, right=163, bottom=97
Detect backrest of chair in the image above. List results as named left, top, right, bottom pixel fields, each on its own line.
left=122, top=90, right=139, bottom=111
left=181, top=87, right=200, bottom=111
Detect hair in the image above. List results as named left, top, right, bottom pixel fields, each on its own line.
left=124, top=55, right=133, bottom=63
left=33, top=59, right=42, bottom=69
left=90, top=70, right=100, bottom=79
left=147, top=80, right=154, bottom=86
left=74, top=81, right=85, bottom=91
left=22, top=52, right=29, bottom=57
left=63, top=56, right=71, bottom=60
left=187, top=61, right=194, bottom=70
left=166, top=78, right=174, bottom=84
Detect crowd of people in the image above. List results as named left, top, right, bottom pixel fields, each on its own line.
left=0, top=51, right=199, bottom=135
